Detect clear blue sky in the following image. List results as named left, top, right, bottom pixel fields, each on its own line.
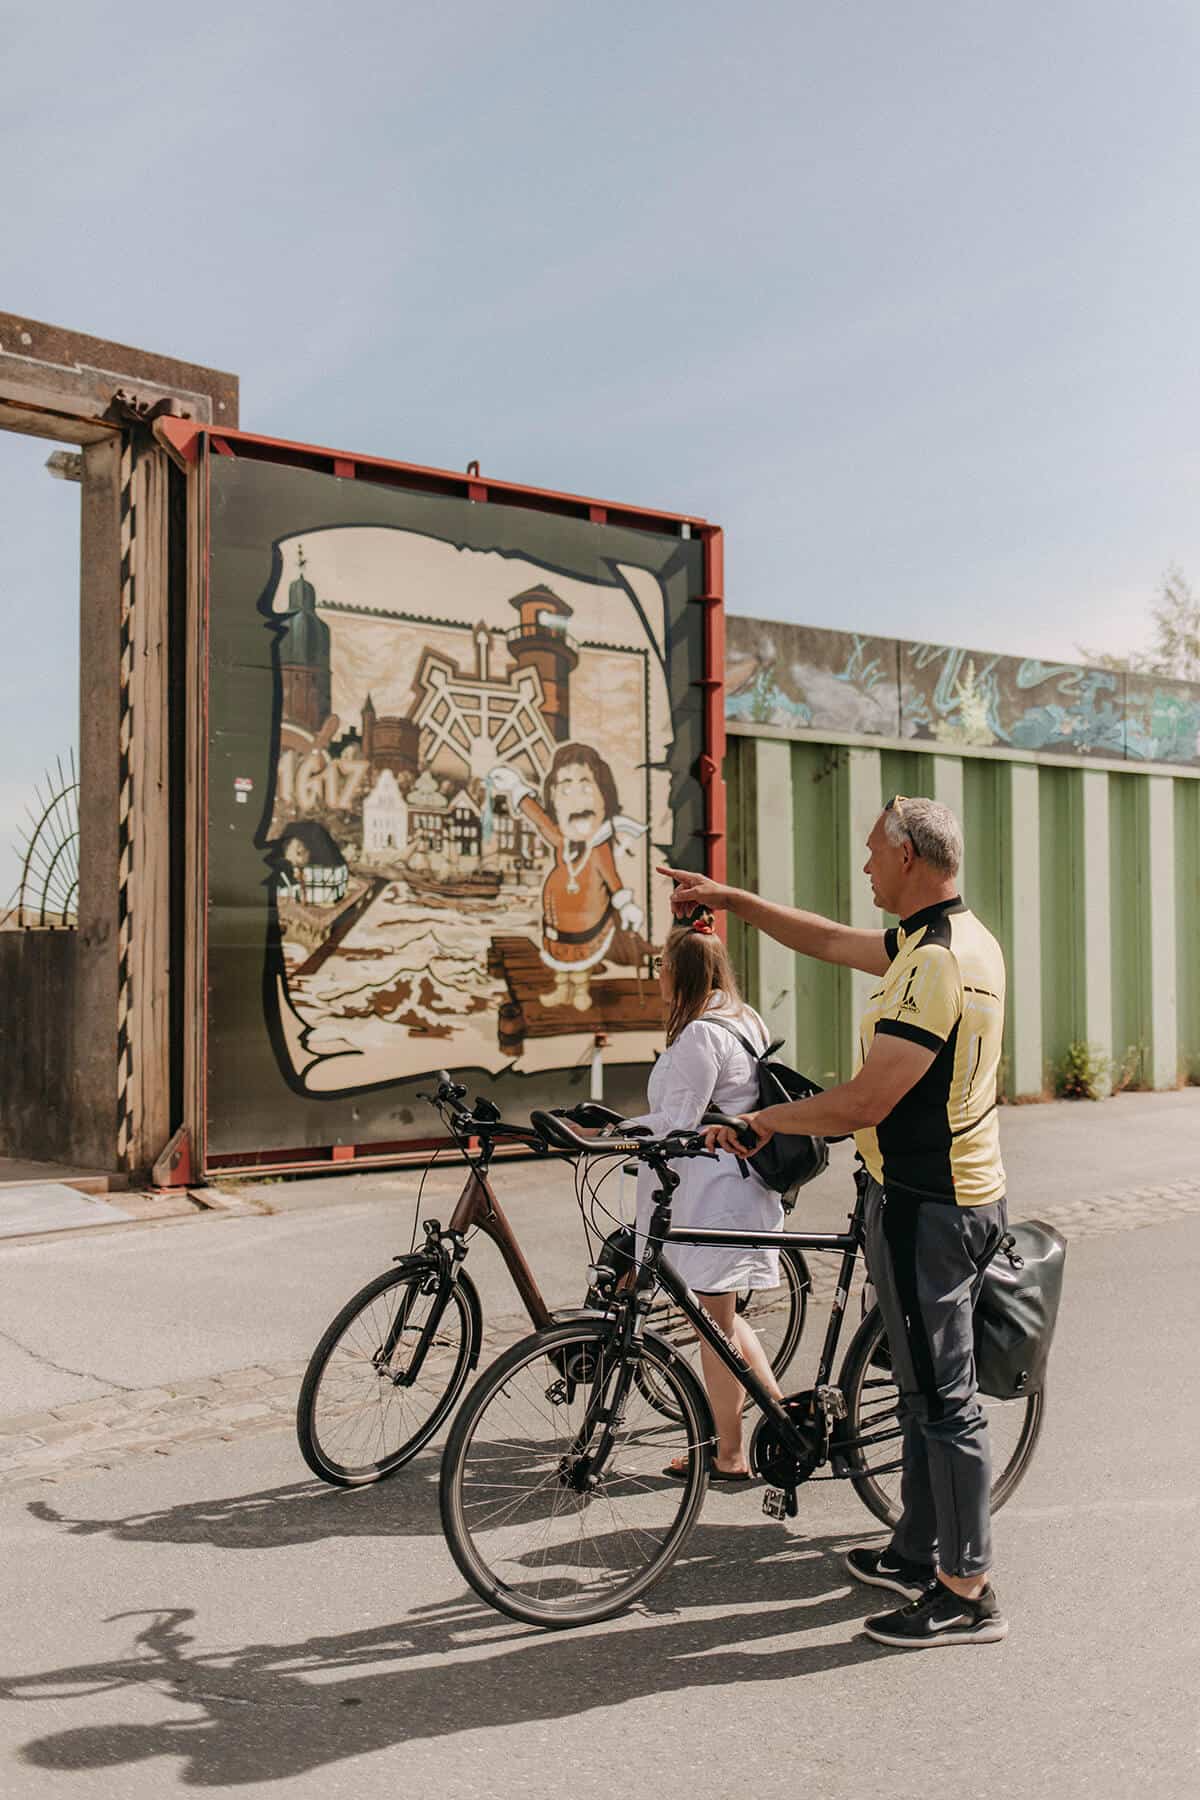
left=4, top=0, right=1199, bottom=895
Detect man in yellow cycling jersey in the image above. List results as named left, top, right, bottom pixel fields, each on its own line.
left=663, top=794, right=1010, bottom=1650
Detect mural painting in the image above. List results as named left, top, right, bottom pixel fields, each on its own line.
left=725, top=617, right=899, bottom=735
left=258, top=530, right=676, bottom=1094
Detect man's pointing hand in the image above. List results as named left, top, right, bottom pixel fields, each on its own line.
left=658, top=866, right=733, bottom=918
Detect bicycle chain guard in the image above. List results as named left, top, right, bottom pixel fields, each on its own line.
left=751, top=1386, right=849, bottom=1509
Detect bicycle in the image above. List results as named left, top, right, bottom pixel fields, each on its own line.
left=438, top=1112, right=1046, bottom=1628
left=296, top=1080, right=811, bottom=1487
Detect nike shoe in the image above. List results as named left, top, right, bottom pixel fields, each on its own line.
left=844, top=1546, right=935, bottom=1601
left=864, top=1579, right=1009, bottom=1648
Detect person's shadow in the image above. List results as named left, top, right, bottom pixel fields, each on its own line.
left=5, top=1523, right=887, bottom=1788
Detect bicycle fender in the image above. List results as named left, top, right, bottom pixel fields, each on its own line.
left=787, top=1247, right=813, bottom=1294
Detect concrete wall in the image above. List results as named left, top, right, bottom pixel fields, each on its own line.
left=0, top=931, right=79, bottom=1162
left=726, top=616, right=1200, bottom=766
left=725, top=724, right=1200, bottom=1097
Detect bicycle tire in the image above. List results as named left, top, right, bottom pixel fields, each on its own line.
left=837, top=1304, right=1046, bottom=1529
left=297, top=1263, right=480, bottom=1487
left=634, top=1246, right=810, bottom=1421
left=440, top=1319, right=713, bottom=1628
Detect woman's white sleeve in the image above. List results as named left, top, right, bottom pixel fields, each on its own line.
left=620, top=1025, right=725, bottom=1136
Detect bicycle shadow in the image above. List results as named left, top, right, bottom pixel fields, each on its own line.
left=25, top=1464, right=446, bottom=1552
left=5, top=1525, right=886, bottom=1788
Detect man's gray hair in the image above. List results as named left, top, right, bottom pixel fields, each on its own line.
left=883, top=796, right=963, bottom=877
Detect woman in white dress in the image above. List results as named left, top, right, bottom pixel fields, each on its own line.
left=625, top=914, right=785, bottom=1480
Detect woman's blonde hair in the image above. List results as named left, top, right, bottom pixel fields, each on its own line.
left=662, top=925, right=746, bottom=1045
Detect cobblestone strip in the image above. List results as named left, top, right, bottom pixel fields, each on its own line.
left=2, top=1177, right=1198, bottom=1495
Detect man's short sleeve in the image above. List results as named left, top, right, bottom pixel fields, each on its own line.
left=883, top=927, right=899, bottom=963
left=874, top=944, right=962, bottom=1054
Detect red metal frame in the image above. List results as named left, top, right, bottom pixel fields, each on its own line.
left=171, top=420, right=727, bottom=1176
left=157, top=417, right=710, bottom=533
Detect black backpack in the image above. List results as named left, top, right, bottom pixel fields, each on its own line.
left=974, top=1221, right=1067, bottom=1399
left=704, top=1019, right=829, bottom=1208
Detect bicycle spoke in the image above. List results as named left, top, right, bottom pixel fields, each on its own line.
left=448, top=1325, right=707, bottom=1622
left=304, top=1276, right=469, bottom=1477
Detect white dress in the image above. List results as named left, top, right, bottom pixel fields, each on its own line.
left=627, top=995, right=784, bottom=1295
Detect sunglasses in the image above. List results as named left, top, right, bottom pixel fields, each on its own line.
left=885, top=793, right=912, bottom=835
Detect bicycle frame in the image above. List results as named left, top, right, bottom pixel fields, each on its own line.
left=626, top=1164, right=872, bottom=1473
left=444, top=1161, right=556, bottom=1331
left=386, top=1137, right=558, bottom=1387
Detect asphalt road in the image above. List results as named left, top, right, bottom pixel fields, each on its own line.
left=1, top=1094, right=1198, bottom=1799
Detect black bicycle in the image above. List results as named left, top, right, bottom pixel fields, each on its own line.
left=296, top=1083, right=809, bottom=1487
left=438, top=1112, right=1045, bottom=1628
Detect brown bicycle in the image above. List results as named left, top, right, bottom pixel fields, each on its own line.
left=296, top=1078, right=811, bottom=1487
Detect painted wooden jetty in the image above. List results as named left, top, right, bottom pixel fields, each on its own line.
left=487, top=934, right=663, bottom=1055
left=289, top=875, right=388, bottom=978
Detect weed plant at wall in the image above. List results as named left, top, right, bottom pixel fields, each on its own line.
left=1053, top=1040, right=1147, bottom=1100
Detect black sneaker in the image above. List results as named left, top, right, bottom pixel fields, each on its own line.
left=864, top=1579, right=1009, bottom=1649
left=844, top=1546, right=935, bottom=1600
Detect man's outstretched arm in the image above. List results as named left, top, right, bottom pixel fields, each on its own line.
left=658, top=865, right=890, bottom=977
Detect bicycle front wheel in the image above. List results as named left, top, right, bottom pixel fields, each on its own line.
left=440, top=1320, right=712, bottom=1628
left=297, top=1264, right=479, bottom=1487
left=837, top=1305, right=1045, bottom=1529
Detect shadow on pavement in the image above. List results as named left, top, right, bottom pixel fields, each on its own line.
left=3, top=1524, right=884, bottom=1787
left=25, top=1466, right=445, bottom=1549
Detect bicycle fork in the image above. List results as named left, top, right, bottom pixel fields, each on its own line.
left=380, top=1222, right=467, bottom=1387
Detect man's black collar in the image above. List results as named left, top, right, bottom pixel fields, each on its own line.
left=899, top=895, right=966, bottom=934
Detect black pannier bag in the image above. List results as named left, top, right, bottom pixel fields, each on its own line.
left=703, top=1021, right=829, bottom=1208
left=974, top=1221, right=1067, bottom=1399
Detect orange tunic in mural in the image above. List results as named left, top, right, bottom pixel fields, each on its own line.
left=517, top=796, right=624, bottom=970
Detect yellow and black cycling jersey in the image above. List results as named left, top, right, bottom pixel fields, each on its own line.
left=854, top=897, right=1006, bottom=1208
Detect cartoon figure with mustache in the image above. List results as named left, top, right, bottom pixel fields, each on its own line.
left=489, top=743, right=646, bottom=1011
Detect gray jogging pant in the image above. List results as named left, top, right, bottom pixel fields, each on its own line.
left=862, top=1173, right=1007, bottom=1578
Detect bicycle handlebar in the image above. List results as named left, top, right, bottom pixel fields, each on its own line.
left=552, top=1101, right=624, bottom=1128
left=700, top=1110, right=761, bottom=1152
left=417, top=1079, right=550, bottom=1151
left=528, top=1109, right=715, bottom=1161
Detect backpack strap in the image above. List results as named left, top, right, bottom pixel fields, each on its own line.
left=697, top=1017, right=762, bottom=1183
left=701, top=1016, right=767, bottom=1062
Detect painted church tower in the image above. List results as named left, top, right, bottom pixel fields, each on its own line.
left=279, top=547, right=332, bottom=735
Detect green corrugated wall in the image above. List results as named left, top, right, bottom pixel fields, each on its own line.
left=1177, top=781, right=1200, bottom=1082
left=726, top=733, right=1200, bottom=1097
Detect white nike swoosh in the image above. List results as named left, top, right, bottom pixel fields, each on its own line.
left=932, top=1614, right=972, bottom=1629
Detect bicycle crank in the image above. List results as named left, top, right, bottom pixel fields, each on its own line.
left=751, top=1389, right=841, bottom=1500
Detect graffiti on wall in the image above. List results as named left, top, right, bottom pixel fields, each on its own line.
left=725, top=618, right=898, bottom=735
left=725, top=614, right=1200, bottom=766
left=260, top=530, right=674, bottom=1093
left=900, top=647, right=1130, bottom=756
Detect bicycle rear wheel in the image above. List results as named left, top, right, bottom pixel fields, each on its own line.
left=297, top=1264, right=479, bottom=1487
left=837, top=1305, right=1045, bottom=1529
left=440, top=1319, right=712, bottom=1628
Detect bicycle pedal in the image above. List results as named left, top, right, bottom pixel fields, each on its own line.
left=762, top=1486, right=797, bottom=1521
